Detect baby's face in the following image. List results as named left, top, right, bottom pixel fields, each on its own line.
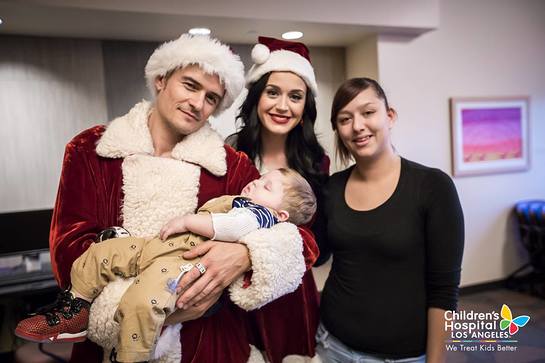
left=241, top=170, right=285, bottom=211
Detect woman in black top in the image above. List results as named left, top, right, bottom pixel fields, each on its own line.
left=316, top=78, right=464, bottom=363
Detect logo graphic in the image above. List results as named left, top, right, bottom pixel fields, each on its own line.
left=444, top=305, right=531, bottom=353
left=500, top=304, right=530, bottom=335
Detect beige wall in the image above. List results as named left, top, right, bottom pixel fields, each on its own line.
left=346, top=34, right=379, bottom=81
left=375, top=0, right=545, bottom=286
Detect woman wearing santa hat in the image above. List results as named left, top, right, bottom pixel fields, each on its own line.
left=227, top=36, right=329, bottom=363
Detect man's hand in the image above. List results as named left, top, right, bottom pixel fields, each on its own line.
left=160, top=216, right=187, bottom=240
left=164, top=288, right=222, bottom=325
left=175, top=241, right=250, bottom=309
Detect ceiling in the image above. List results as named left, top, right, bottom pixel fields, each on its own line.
left=0, top=0, right=438, bottom=46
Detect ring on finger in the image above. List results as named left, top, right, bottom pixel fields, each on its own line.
left=195, top=262, right=206, bottom=275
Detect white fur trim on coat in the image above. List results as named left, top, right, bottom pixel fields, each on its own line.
left=87, top=277, right=181, bottom=363
left=283, top=355, right=323, bottom=363
left=171, top=121, right=226, bottom=177
left=96, top=100, right=226, bottom=177
left=88, top=277, right=133, bottom=352
left=121, top=154, right=201, bottom=238
left=96, top=101, right=154, bottom=158
left=229, top=222, right=305, bottom=310
left=153, top=324, right=182, bottom=363
left=145, top=34, right=245, bottom=115
left=248, top=344, right=267, bottom=363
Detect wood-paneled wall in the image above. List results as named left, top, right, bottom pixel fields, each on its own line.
left=0, top=35, right=108, bottom=212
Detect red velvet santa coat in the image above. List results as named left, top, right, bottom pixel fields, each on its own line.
left=49, top=101, right=319, bottom=363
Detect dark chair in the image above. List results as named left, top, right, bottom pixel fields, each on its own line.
left=507, top=200, right=545, bottom=297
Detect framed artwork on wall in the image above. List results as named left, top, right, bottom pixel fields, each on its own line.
left=450, top=96, right=530, bottom=177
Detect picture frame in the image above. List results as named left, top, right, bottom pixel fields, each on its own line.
left=450, top=96, right=530, bottom=177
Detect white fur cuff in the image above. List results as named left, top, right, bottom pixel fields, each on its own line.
left=87, top=277, right=181, bottom=363
left=229, top=222, right=305, bottom=310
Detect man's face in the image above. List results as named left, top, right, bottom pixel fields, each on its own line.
left=154, top=64, right=225, bottom=136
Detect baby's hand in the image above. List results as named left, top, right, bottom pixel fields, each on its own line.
left=160, top=216, right=188, bottom=240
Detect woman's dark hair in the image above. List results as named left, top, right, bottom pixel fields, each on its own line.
left=330, top=77, right=391, bottom=165
left=231, top=72, right=327, bottom=194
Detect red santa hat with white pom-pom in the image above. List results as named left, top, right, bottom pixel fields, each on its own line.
left=246, top=36, right=318, bottom=96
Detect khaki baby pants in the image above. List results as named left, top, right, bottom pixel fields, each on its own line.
left=69, top=195, right=236, bottom=362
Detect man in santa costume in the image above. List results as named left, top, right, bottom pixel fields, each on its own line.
left=45, top=34, right=318, bottom=362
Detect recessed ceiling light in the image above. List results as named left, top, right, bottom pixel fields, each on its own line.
left=189, top=27, right=211, bottom=36
left=282, top=31, right=303, bottom=40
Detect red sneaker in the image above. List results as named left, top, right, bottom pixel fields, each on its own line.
left=15, top=290, right=90, bottom=343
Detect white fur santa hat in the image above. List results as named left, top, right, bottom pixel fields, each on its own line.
left=246, top=36, right=318, bottom=96
left=145, top=34, right=245, bottom=115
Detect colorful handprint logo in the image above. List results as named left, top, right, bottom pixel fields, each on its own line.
left=500, top=304, right=530, bottom=335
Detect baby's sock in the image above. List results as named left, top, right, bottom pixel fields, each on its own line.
left=70, top=288, right=93, bottom=303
